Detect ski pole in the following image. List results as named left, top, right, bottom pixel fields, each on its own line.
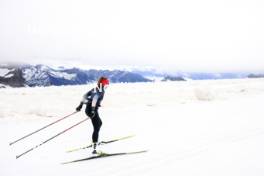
left=9, top=111, right=78, bottom=146
left=16, top=117, right=90, bottom=159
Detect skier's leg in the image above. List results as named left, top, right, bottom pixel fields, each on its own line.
left=91, top=113, right=102, bottom=154
left=91, top=113, right=102, bottom=143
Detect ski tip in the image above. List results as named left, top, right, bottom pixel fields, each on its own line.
left=113, top=134, right=136, bottom=141
left=66, top=149, right=76, bottom=153
left=66, top=145, right=91, bottom=153
left=125, top=134, right=136, bottom=138
left=131, top=150, right=148, bottom=154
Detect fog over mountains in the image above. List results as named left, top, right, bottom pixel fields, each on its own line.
left=0, top=63, right=262, bottom=88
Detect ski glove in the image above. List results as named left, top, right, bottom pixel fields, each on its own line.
left=76, top=104, right=83, bottom=112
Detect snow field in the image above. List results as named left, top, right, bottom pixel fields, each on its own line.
left=1, top=78, right=264, bottom=176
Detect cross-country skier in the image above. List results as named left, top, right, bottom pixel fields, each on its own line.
left=75, top=76, right=109, bottom=154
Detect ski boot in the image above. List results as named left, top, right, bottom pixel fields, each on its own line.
left=92, top=142, right=98, bottom=154
left=92, top=142, right=103, bottom=155
left=92, top=142, right=104, bottom=155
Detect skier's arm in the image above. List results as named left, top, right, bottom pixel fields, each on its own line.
left=81, top=89, right=93, bottom=104
left=76, top=90, right=93, bottom=111
left=76, top=103, right=82, bottom=111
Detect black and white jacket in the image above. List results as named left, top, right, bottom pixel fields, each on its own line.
left=81, top=87, right=105, bottom=111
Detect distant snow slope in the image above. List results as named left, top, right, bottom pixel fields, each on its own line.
left=49, top=70, right=76, bottom=80
left=23, top=65, right=77, bottom=82
left=1, top=78, right=264, bottom=176
left=0, top=68, right=15, bottom=77
left=0, top=68, right=11, bottom=76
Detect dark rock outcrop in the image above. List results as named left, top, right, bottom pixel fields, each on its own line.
left=161, top=75, right=186, bottom=82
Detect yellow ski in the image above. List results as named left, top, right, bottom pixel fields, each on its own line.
left=66, top=135, right=135, bottom=153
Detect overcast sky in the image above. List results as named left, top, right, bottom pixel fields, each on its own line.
left=0, top=0, right=264, bottom=72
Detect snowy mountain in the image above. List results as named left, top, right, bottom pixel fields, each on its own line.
left=21, top=65, right=90, bottom=86
left=131, top=68, right=248, bottom=80
left=1, top=64, right=262, bottom=88
left=0, top=64, right=151, bottom=87
left=161, top=75, right=186, bottom=81
left=185, top=72, right=248, bottom=80
left=248, top=73, right=264, bottom=78
left=0, top=66, right=25, bottom=87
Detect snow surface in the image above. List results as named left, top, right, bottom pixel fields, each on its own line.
left=0, top=68, right=14, bottom=77
left=0, top=68, right=10, bottom=77
left=22, top=66, right=45, bottom=82
left=0, top=83, right=9, bottom=88
left=1, top=78, right=264, bottom=176
left=49, top=71, right=76, bottom=80
left=22, top=66, right=76, bottom=82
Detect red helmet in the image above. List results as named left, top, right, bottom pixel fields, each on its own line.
left=98, top=77, right=109, bottom=87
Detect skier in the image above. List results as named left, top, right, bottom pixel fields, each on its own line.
left=75, top=76, right=109, bottom=154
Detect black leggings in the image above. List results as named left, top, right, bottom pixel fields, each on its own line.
left=91, top=113, right=102, bottom=143
left=85, top=106, right=102, bottom=143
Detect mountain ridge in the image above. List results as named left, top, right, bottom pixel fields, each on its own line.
left=0, top=64, right=151, bottom=87
left=1, top=63, right=263, bottom=88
